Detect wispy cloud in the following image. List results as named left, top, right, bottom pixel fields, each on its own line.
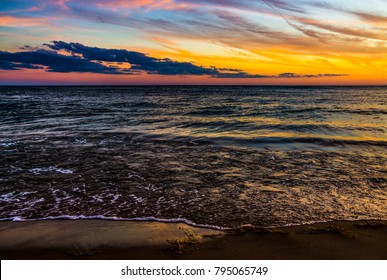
left=262, top=0, right=305, bottom=14
left=0, top=15, right=53, bottom=27
left=353, top=12, right=387, bottom=24
left=291, top=16, right=387, bottom=41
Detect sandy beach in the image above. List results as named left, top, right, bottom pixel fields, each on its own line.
left=1, top=219, right=386, bottom=260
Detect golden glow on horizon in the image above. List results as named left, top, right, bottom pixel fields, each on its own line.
left=1, top=68, right=385, bottom=86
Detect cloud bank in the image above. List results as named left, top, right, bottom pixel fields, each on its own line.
left=0, top=41, right=346, bottom=79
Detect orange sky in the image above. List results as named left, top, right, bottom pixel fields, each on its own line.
left=1, top=0, right=386, bottom=85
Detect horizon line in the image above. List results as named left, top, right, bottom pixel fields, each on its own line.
left=1, top=84, right=386, bottom=87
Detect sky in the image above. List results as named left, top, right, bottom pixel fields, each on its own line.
left=0, top=0, right=387, bottom=85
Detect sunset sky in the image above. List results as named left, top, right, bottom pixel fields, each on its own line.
left=1, top=0, right=386, bottom=85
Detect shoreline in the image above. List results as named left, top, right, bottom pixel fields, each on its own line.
left=1, top=219, right=387, bottom=260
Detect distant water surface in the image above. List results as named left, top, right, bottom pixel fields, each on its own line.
left=0, top=86, right=386, bottom=228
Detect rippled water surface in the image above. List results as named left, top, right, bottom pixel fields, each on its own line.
left=0, top=86, right=386, bottom=228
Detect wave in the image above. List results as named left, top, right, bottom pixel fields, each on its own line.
left=210, top=136, right=387, bottom=148
left=327, top=109, right=387, bottom=115
left=178, top=121, right=385, bottom=134
left=2, top=215, right=385, bottom=231
left=0, top=215, right=231, bottom=230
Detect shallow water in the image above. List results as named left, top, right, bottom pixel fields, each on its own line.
left=0, top=86, right=386, bottom=228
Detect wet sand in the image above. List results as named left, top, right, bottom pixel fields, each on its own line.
left=0, top=220, right=386, bottom=259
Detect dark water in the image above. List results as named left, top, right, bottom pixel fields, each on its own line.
left=0, top=86, right=386, bottom=228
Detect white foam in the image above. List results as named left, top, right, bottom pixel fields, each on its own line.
left=74, top=138, right=87, bottom=145
left=127, top=172, right=145, bottom=180
left=129, top=194, right=145, bottom=204
left=0, top=191, right=38, bottom=202
left=0, top=139, right=17, bottom=147
left=28, top=167, right=73, bottom=174
left=0, top=143, right=15, bottom=147
left=56, top=168, right=73, bottom=174
left=7, top=216, right=25, bottom=222
left=142, top=183, right=161, bottom=192
left=130, top=216, right=231, bottom=230
left=30, top=136, right=48, bottom=142
left=110, top=194, right=122, bottom=203
left=91, top=195, right=104, bottom=203
left=22, top=198, right=45, bottom=208
left=51, top=189, right=72, bottom=204
left=0, top=215, right=231, bottom=230
left=8, top=166, right=23, bottom=173
left=0, top=192, right=16, bottom=202
left=18, top=191, right=38, bottom=196
left=3, top=213, right=380, bottom=231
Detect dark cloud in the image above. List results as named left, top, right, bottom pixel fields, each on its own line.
left=0, top=49, right=126, bottom=74
left=278, top=72, right=347, bottom=78
left=0, top=59, right=44, bottom=70
left=43, top=41, right=230, bottom=76
left=0, top=41, right=263, bottom=77
left=0, top=41, right=346, bottom=78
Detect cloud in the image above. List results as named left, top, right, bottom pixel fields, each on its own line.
left=213, top=10, right=290, bottom=40
left=0, top=42, right=254, bottom=77
left=353, top=12, right=387, bottom=24
left=293, top=17, right=387, bottom=41
left=175, top=0, right=304, bottom=14
left=262, top=0, right=305, bottom=14
left=43, top=41, right=239, bottom=77
left=278, top=72, right=346, bottom=78
left=0, top=41, right=346, bottom=78
left=0, top=49, right=126, bottom=74
left=0, top=15, right=52, bottom=27
left=300, top=2, right=387, bottom=41
left=0, top=60, right=44, bottom=70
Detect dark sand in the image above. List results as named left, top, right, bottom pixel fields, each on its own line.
left=0, top=220, right=386, bottom=260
